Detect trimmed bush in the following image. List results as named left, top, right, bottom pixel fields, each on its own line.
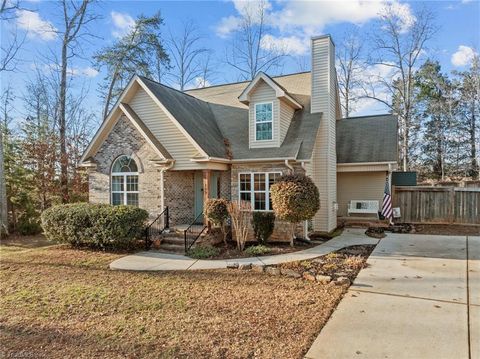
left=41, top=203, right=149, bottom=249
left=204, top=198, right=229, bottom=244
left=244, top=244, right=271, bottom=256
left=252, top=212, right=275, bottom=243
left=270, top=174, right=320, bottom=246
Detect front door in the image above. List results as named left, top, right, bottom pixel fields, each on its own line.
left=194, top=171, right=219, bottom=223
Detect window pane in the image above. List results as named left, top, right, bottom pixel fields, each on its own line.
left=255, top=103, right=272, bottom=123
left=127, top=193, right=139, bottom=206
left=254, top=173, right=265, bottom=191
left=112, top=193, right=122, bottom=205
left=126, top=175, right=138, bottom=191
left=256, top=122, right=272, bottom=140
left=254, top=192, right=266, bottom=210
left=112, top=155, right=138, bottom=173
left=240, top=192, right=251, bottom=202
left=112, top=176, right=123, bottom=191
left=240, top=174, right=251, bottom=191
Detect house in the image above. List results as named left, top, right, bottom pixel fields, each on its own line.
left=79, top=35, right=398, bottom=241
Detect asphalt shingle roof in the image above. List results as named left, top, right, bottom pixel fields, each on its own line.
left=139, top=77, right=227, bottom=158
left=139, top=74, right=397, bottom=164
left=336, top=115, right=398, bottom=163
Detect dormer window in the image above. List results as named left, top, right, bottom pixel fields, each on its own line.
left=255, top=102, right=273, bottom=141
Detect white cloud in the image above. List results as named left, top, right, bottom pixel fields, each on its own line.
left=260, top=34, right=309, bottom=56
left=216, top=15, right=241, bottom=38
left=451, top=45, right=478, bottom=67
left=81, top=67, right=99, bottom=78
left=16, top=9, right=57, bottom=41
left=461, top=0, right=473, bottom=4
left=111, top=11, right=135, bottom=38
left=184, top=77, right=212, bottom=90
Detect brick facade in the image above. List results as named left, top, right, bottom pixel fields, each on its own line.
left=88, top=117, right=308, bottom=242
left=163, top=170, right=195, bottom=226
left=89, top=116, right=162, bottom=216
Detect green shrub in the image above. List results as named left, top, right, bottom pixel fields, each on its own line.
left=204, top=198, right=230, bottom=244
left=244, top=244, right=271, bottom=256
left=270, top=174, right=320, bottom=246
left=41, top=203, right=149, bottom=249
left=187, top=245, right=220, bottom=259
left=252, top=212, right=275, bottom=243
left=17, top=219, right=42, bottom=235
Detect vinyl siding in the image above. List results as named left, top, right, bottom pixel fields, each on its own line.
left=311, top=36, right=337, bottom=232
left=129, top=87, right=199, bottom=170
left=249, top=80, right=280, bottom=148
left=279, top=99, right=295, bottom=144
left=337, top=171, right=385, bottom=216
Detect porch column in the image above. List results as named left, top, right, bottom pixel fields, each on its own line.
left=202, top=169, right=211, bottom=226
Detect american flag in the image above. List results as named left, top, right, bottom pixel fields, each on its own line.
left=381, top=175, right=393, bottom=224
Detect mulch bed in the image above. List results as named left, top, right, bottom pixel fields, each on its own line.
left=205, top=240, right=317, bottom=259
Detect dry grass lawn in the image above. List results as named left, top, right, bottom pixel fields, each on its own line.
left=0, top=241, right=349, bottom=359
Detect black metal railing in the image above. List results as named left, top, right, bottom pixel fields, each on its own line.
left=144, top=207, right=169, bottom=250
left=184, top=211, right=207, bottom=253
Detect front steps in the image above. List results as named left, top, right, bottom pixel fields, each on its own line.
left=155, top=226, right=207, bottom=253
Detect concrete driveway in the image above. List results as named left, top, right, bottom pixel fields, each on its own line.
left=306, top=233, right=479, bottom=359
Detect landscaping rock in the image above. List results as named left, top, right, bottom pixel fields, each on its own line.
left=281, top=268, right=301, bottom=278
left=336, top=271, right=348, bottom=277
left=303, top=271, right=316, bottom=282
left=315, top=275, right=332, bottom=284
left=265, top=267, right=281, bottom=276
left=252, top=265, right=265, bottom=273
left=335, top=276, right=350, bottom=285
left=239, top=263, right=252, bottom=270
left=312, top=258, right=325, bottom=264
left=227, top=262, right=239, bottom=269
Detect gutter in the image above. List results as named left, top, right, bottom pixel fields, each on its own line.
left=285, top=159, right=294, bottom=173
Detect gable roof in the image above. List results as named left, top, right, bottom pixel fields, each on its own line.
left=238, top=72, right=303, bottom=109
left=185, top=72, right=311, bottom=108
left=336, top=114, right=398, bottom=164
left=210, top=100, right=320, bottom=161
left=138, top=77, right=227, bottom=159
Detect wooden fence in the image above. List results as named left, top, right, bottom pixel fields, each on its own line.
left=392, top=186, right=480, bottom=225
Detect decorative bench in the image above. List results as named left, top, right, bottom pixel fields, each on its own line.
left=347, top=200, right=380, bottom=218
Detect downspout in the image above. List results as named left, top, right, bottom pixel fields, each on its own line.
left=160, top=160, right=175, bottom=214
left=300, top=161, right=310, bottom=241
left=285, top=159, right=294, bottom=174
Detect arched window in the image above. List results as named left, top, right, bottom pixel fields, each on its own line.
left=111, top=155, right=139, bottom=206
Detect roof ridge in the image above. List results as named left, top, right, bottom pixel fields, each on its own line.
left=138, top=75, right=208, bottom=103
left=185, top=71, right=311, bottom=92
left=341, top=113, right=394, bottom=120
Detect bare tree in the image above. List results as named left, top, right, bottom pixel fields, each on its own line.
left=225, top=0, right=286, bottom=80
left=336, top=30, right=363, bottom=117
left=455, top=54, right=480, bottom=179
left=0, top=1, right=26, bottom=72
left=168, top=20, right=211, bottom=90
left=0, top=87, right=14, bottom=235
left=56, top=0, right=97, bottom=202
left=364, top=5, right=437, bottom=171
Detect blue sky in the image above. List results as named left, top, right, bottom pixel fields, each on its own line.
left=1, top=0, right=479, bottom=126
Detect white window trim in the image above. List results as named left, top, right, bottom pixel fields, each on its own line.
left=254, top=102, right=274, bottom=142
left=238, top=171, right=281, bottom=211
left=111, top=171, right=139, bottom=206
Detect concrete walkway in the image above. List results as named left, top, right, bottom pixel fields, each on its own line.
left=306, top=234, right=479, bottom=359
left=110, top=228, right=379, bottom=271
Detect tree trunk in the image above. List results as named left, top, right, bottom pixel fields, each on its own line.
left=469, top=103, right=478, bottom=179
left=0, top=131, right=7, bottom=235
left=59, top=40, right=68, bottom=203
